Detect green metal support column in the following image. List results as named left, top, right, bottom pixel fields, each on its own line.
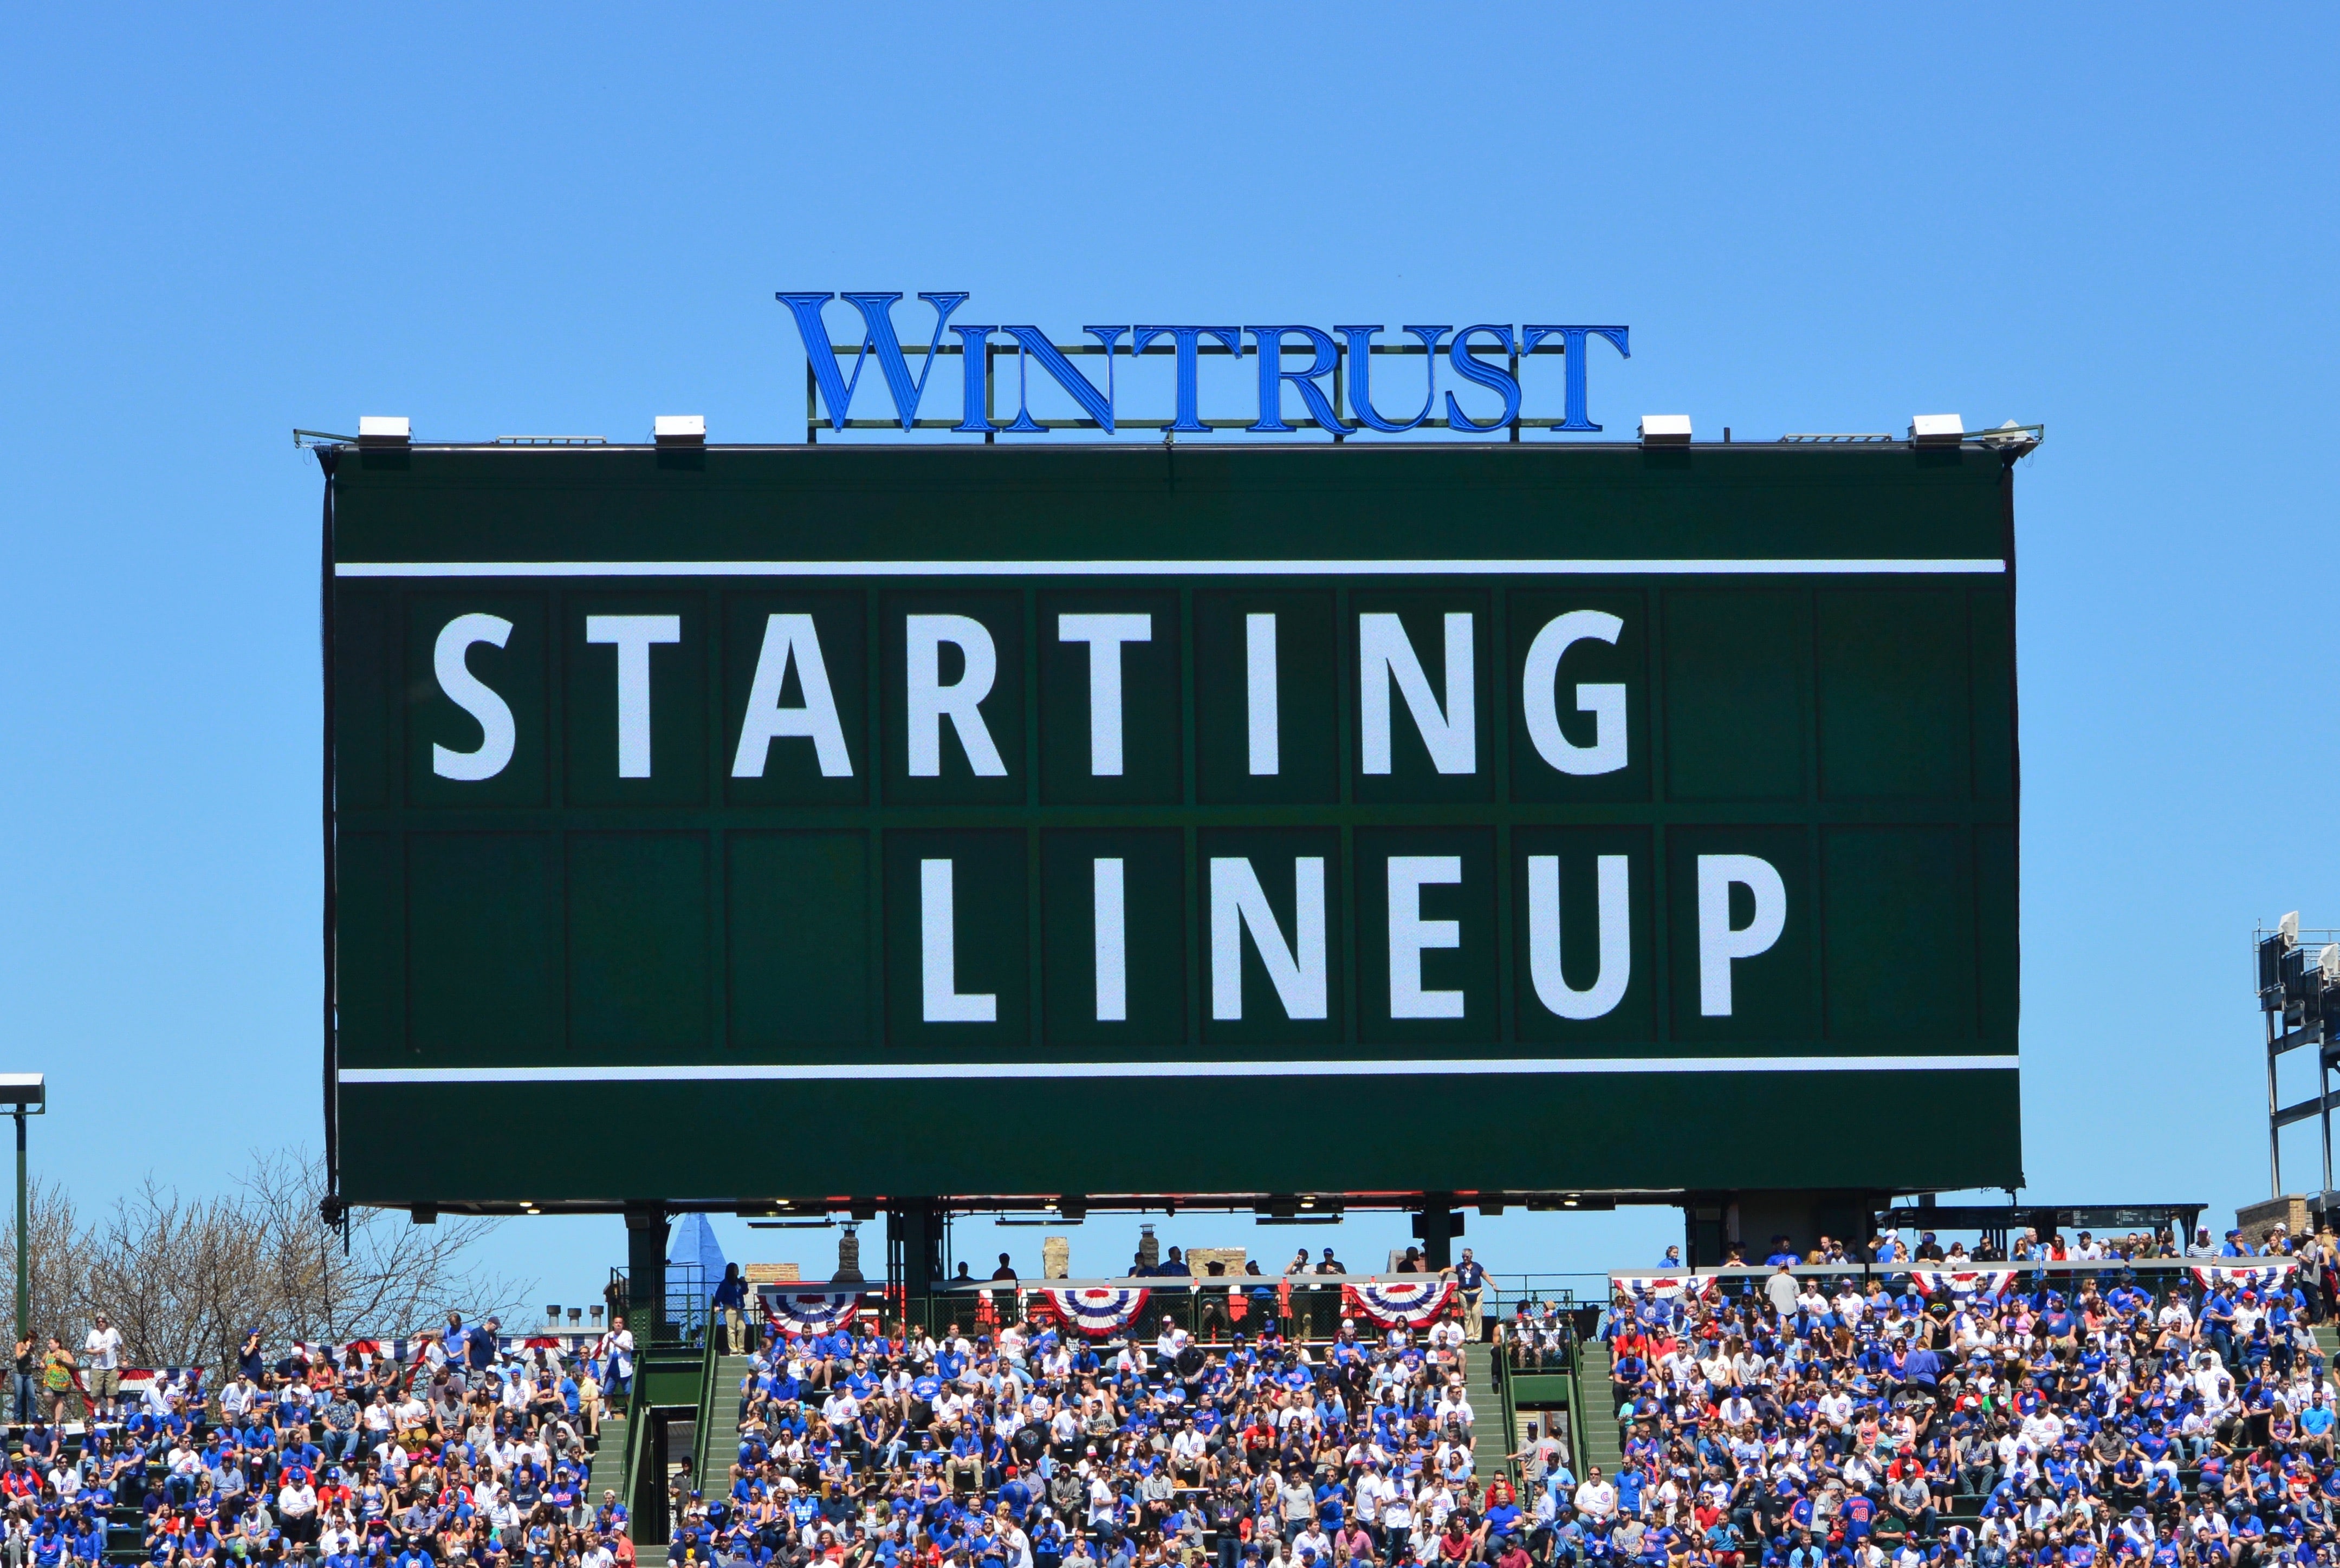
left=888, top=1200, right=946, bottom=1332
left=625, top=1202, right=670, bottom=1343
left=14, top=1108, right=25, bottom=1349
left=1415, top=1195, right=1460, bottom=1272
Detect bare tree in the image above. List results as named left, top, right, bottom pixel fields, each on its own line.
left=237, top=1148, right=523, bottom=1344
left=0, top=1149, right=529, bottom=1378
left=0, top=1179, right=89, bottom=1354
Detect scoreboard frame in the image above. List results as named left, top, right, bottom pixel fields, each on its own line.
left=321, top=440, right=2024, bottom=1213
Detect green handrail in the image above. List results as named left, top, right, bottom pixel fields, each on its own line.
left=690, top=1316, right=722, bottom=1492
left=1563, top=1324, right=1589, bottom=1477
left=1572, top=1348, right=1591, bottom=1498
left=620, top=1365, right=660, bottom=1545
left=1492, top=1343, right=1521, bottom=1491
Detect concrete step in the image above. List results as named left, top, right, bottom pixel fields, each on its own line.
left=585, top=1410, right=630, bottom=1512
left=1575, top=1342, right=1624, bottom=1472
left=1462, top=1341, right=1509, bottom=1482
left=696, top=1354, right=753, bottom=1490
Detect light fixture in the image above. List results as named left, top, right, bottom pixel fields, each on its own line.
left=358, top=416, right=411, bottom=448
left=1908, top=413, right=1963, bottom=448
left=1638, top=414, right=1691, bottom=448
left=654, top=414, right=706, bottom=447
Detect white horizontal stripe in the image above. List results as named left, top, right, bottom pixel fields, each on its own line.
left=341, top=1055, right=2014, bottom=1086
left=336, top=558, right=2005, bottom=579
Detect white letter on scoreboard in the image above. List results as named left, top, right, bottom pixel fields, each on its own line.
left=1697, top=853, right=1787, bottom=1016
left=1247, top=613, right=1279, bottom=776
left=905, top=614, right=1008, bottom=777
left=1209, top=857, right=1327, bottom=1021
left=1386, top=855, right=1464, bottom=1020
left=1520, top=610, right=1628, bottom=776
left=585, top=614, right=681, bottom=778
left=731, top=614, right=853, bottom=778
left=1056, top=613, right=1151, bottom=776
left=1359, top=612, right=1474, bottom=774
left=1527, top=854, right=1631, bottom=1019
left=920, top=859, right=995, bottom=1023
left=431, top=613, right=517, bottom=782
left=1093, top=857, right=1126, bottom=1022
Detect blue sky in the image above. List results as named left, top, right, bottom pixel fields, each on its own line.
left=1, top=6, right=2334, bottom=1307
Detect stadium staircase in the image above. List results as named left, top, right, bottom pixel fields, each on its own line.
left=1571, top=1337, right=1623, bottom=1478
left=585, top=1406, right=631, bottom=1519
left=1463, top=1340, right=1513, bottom=1482
left=692, top=1350, right=752, bottom=1492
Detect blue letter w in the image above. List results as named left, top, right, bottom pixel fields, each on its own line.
left=777, top=291, right=968, bottom=431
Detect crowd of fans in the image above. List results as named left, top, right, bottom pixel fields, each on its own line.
left=1572, top=1224, right=2340, bottom=1568
left=692, top=1302, right=1511, bottom=1568
left=12, top=1218, right=2340, bottom=1568
left=1695, top=1222, right=2340, bottom=1274
left=0, top=1310, right=637, bottom=1568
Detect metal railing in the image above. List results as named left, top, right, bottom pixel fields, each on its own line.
left=755, top=1272, right=1578, bottom=1351
left=1586, top=1256, right=2285, bottom=1329
left=802, top=331, right=1607, bottom=442
left=606, top=1262, right=711, bottom=1345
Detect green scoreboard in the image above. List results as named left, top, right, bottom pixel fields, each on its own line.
left=326, top=442, right=2022, bottom=1208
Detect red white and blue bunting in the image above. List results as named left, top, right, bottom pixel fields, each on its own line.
left=761, top=1289, right=867, bottom=1335
left=2192, top=1261, right=2297, bottom=1291
left=1909, top=1270, right=2017, bottom=1301
left=1343, top=1279, right=1457, bottom=1328
left=1040, top=1287, right=1151, bottom=1337
left=1608, top=1274, right=1717, bottom=1303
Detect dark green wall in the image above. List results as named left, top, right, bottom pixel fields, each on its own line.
left=330, top=444, right=2020, bottom=1203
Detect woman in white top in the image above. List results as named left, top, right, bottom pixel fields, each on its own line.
left=603, top=1317, right=636, bottom=1394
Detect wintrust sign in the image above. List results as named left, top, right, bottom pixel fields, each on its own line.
left=777, top=290, right=1631, bottom=437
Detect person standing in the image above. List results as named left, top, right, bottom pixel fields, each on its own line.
left=82, top=1314, right=122, bottom=1421
left=1764, top=1260, right=1799, bottom=1322
left=1453, top=1250, right=1489, bottom=1342
left=11, top=1335, right=35, bottom=1422
left=604, top=1315, right=636, bottom=1398
left=441, top=1312, right=470, bottom=1392
left=468, top=1316, right=498, bottom=1384
left=40, top=1337, right=78, bottom=1424
left=711, top=1265, right=748, bottom=1355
